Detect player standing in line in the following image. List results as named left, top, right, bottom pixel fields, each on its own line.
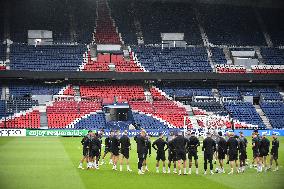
left=101, top=131, right=113, bottom=165
left=142, top=135, right=151, bottom=172
left=97, top=130, right=104, bottom=166
left=252, top=133, right=261, bottom=172
left=238, top=131, right=248, bottom=173
left=167, top=132, right=177, bottom=174
left=78, top=130, right=92, bottom=169
left=152, top=133, right=168, bottom=173
left=202, top=132, right=216, bottom=175
left=187, top=131, right=200, bottom=175
left=259, top=133, right=270, bottom=172
left=110, top=130, right=120, bottom=170
left=135, top=130, right=147, bottom=175
left=119, top=130, right=132, bottom=172
left=88, top=132, right=101, bottom=169
left=212, top=130, right=219, bottom=165
left=226, top=133, right=239, bottom=174
left=216, top=131, right=227, bottom=173
left=172, top=131, right=188, bottom=175
left=268, top=133, right=279, bottom=171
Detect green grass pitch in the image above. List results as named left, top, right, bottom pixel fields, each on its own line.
left=0, top=136, right=283, bottom=189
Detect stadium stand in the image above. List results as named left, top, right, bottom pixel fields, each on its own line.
left=190, top=102, right=228, bottom=116
left=9, top=85, right=62, bottom=97
left=132, top=46, right=212, bottom=72
left=261, top=48, right=284, bottom=65
left=95, top=0, right=121, bottom=44
left=9, top=0, right=71, bottom=43
left=46, top=100, right=102, bottom=128
left=260, top=102, right=284, bottom=129
left=224, top=102, right=266, bottom=128
left=73, top=113, right=106, bottom=130
left=10, top=44, right=86, bottom=71
left=210, top=47, right=227, bottom=65
left=83, top=53, right=143, bottom=72
left=132, top=1, right=202, bottom=45
left=108, top=0, right=138, bottom=45
left=198, top=4, right=266, bottom=46
left=259, top=7, right=284, bottom=46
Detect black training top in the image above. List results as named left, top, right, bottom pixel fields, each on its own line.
left=202, top=137, right=216, bottom=154
left=134, top=135, right=147, bottom=154
left=252, top=137, right=260, bottom=151
left=239, top=137, right=247, bottom=152
left=105, top=137, right=111, bottom=148
left=271, top=139, right=279, bottom=153
left=187, top=136, right=200, bottom=151
left=152, top=138, right=168, bottom=152
left=120, top=135, right=131, bottom=150
left=110, top=135, right=120, bottom=151
left=217, top=137, right=227, bottom=153
left=81, top=135, right=90, bottom=149
left=89, top=137, right=101, bottom=151
left=172, top=135, right=188, bottom=152
left=259, top=137, right=270, bottom=153
left=226, top=137, right=239, bottom=154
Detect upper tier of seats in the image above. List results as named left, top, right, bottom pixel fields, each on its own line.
left=210, top=47, right=227, bottom=65
left=190, top=102, right=228, bottom=116
left=259, top=8, right=284, bottom=46
left=10, top=44, right=86, bottom=71
left=95, top=0, right=121, bottom=44
left=108, top=0, right=138, bottom=45
left=0, top=44, right=5, bottom=61
left=9, top=0, right=71, bottom=43
left=131, top=1, right=202, bottom=45
left=198, top=4, right=266, bottom=46
left=132, top=46, right=212, bottom=72
left=260, top=102, right=284, bottom=129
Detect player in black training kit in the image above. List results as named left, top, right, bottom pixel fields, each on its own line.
left=202, top=132, right=216, bottom=175
left=187, top=131, right=200, bottom=175
left=172, top=131, right=188, bottom=175
left=101, top=131, right=113, bottom=165
left=78, top=130, right=92, bottom=169
left=259, top=133, right=270, bottom=172
left=152, top=133, right=168, bottom=173
left=134, top=130, right=147, bottom=175
left=226, top=133, right=239, bottom=174
left=239, top=131, right=248, bottom=173
left=252, top=133, right=261, bottom=171
left=217, top=131, right=227, bottom=173
left=110, top=130, right=120, bottom=170
left=142, top=135, right=151, bottom=172
left=167, top=133, right=177, bottom=174
left=88, top=132, right=102, bottom=169
left=119, top=130, right=132, bottom=172
left=269, top=133, right=279, bottom=171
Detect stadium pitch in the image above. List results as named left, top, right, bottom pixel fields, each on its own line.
left=0, top=136, right=283, bottom=189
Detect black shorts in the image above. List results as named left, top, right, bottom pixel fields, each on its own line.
left=271, top=152, right=278, bottom=160
left=89, top=149, right=100, bottom=158
left=121, top=149, right=130, bottom=159
left=253, top=150, right=260, bottom=158
left=83, top=147, right=89, bottom=156
left=228, top=153, right=238, bottom=161
left=104, top=147, right=110, bottom=153
left=112, top=149, right=119, bottom=156
left=204, top=153, right=213, bottom=161
left=176, top=151, right=186, bottom=161
left=156, top=151, right=166, bottom=161
left=188, top=150, right=198, bottom=160
left=168, top=151, right=177, bottom=161
left=239, top=151, right=247, bottom=161
left=260, top=150, right=269, bottom=157
left=218, top=151, right=226, bottom=160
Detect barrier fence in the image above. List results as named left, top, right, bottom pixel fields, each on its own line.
left=1, top=129, right=284, bottom=137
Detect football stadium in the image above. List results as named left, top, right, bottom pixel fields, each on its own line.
left=0, top=0, right=284, bottom=188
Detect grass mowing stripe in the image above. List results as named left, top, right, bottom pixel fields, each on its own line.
left=0, top=137, right=85, bottom=189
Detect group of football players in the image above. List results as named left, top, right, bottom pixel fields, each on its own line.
left=78, top=129, right=280, bottom=175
